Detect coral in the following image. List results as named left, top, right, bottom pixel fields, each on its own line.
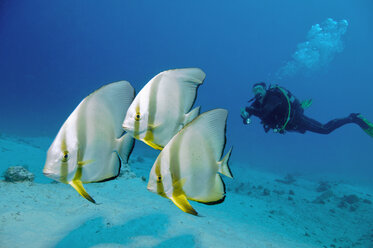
left=275, top=174, right=296, bottom=185
left=338, top=194, right=360, bottom=211
left=273, top=189, right=285, bottom=195
left=312, top=190, right=334, bottom=204
left=119, top=163, right=136, bottom=179
left=3, top=166, right=34, bottom=182
left=316, top=181, right=331, bottom=192
left=262, top=188, right=270, bottom=196
left=341, top=194, right=359, bottom=204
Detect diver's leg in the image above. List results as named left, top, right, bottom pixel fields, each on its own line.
left=349, top=113, right=369, bottom=129
left=323, top=117, right=355, bottom=133
left=297, top=115, right=354, bottom=134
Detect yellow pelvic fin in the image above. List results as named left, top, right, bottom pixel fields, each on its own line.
left=173, top=178, right=186, bottom=188
left=170, top=179, right=197, bottom=216
left=77, top=160, right=94, bottom=166
left=142, top=124, right=163, bottom=150
left=142, top=138, right=164, bottom=150
left=148, top=123, right=160, bottom=130
left=69, top=180, right=96, bottom=204
left=170, top=193, right=198, bottom=216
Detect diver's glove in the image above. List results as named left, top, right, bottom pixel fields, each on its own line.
left=240, top=108, right=248, bottom=119
left=240, top=108, right=251, bottom=125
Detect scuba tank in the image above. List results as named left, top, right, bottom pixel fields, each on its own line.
left=269, top=84, right=308, bottom=133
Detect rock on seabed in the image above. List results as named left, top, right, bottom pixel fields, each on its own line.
left=3, top=166, right=34, bottom=182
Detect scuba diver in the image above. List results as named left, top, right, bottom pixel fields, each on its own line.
left=240, top=82, right=373, bottom=137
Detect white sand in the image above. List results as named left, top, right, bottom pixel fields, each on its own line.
left=0, top=135, right=372, bottom=248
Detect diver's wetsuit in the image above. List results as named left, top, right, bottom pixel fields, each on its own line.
left=243, top=86, right=363, bottom=134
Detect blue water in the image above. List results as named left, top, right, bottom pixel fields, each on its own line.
left=1, top=1, right=372, bottom=186
left=1, top=1, right=373, bottom=247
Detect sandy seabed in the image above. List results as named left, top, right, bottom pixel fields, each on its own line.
left=0, top=135, right=372, bottom=248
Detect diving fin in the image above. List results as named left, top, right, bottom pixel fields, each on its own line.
left=357, top=114, right=373, bottom=138
left=69, top=180, right=96, bottom=204
left=301, top=99, right=312, bottom=109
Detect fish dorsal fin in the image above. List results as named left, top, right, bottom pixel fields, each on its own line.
left=85, top=81, right=135, bottom=138
left=69, top=180, right=96, bottom=204
left=156, top=68, right=205, bottom=114
left=182, top=109, right=228, bottom=161
left=171, top=181, right=198, bottom=215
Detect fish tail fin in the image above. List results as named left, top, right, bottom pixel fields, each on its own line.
left=69, top=180, right=96, bottom=204
left=218, top=147, right=233, bottom=178
left=116, top=133, right=135, bottom=164
left=183, top=106, right=201, bottom=126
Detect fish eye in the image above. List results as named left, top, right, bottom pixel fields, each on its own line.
left=61, top=151, right=69, bottom=162
left=135, top=113, right=141, bottom=121
left=157, top=176, right=162, bottom=182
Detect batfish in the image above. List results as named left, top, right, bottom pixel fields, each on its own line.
left=43, top=81, right=135, bottom=203
left=122, top=68, right=205, bottom=150
left=147, top=109, right=233, bottom=215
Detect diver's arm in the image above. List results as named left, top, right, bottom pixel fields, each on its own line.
left=245, top=106, right=260, bottom=117
left=245, top=99, right=262, bottom=117
left=241, top=100, right=261, bottom=125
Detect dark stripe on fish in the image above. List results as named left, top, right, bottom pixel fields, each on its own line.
left=170, top=132, right=182, bottom=195
left=60, top=134, right=68, bottom=183
left=144, top=74, right=161, bottom=143
left=73, top=149, right=84, bottom=181
left=134, top=105, right=140, bottom=139
left=155, top=159, right=165, bottom=197
left=73, top=103, right=88, bottom=181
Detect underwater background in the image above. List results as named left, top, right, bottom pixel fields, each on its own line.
left=0, top=1, right=373, bottom=247
left=1, top=0, right=372, bottom=182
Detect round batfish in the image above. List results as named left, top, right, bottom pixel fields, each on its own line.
left=122, top=68, right=205, bottom=150
left=43, top=81, right=135, bottom=203
left=147, top=109, right=233, bottom=215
